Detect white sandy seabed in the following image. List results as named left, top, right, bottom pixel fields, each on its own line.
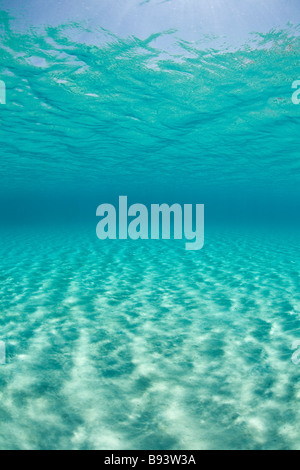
left=0, top=227, right=299, bottom=450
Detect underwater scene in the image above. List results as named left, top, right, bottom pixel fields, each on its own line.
left=0, top=0, right=299, bottom=450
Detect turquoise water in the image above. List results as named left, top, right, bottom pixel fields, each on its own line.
left=0, top=228, right=299, bottom=450
left=0, top=4, right=300, bottom=450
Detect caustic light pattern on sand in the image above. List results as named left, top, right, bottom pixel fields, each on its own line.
left=0, top=230, right=299, bottom=450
